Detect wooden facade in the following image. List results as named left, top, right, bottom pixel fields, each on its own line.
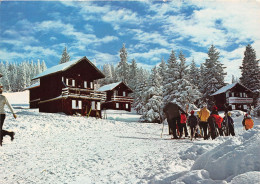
left=26, top=83, right=41, bottom=108
left=211, top=82, right=254, bottom=111
left=29, top=56, right=106, bottom=117
left=98, top=82, right=134, bottom=112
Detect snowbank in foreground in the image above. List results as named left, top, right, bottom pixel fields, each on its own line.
left=169, top=126, right=260, bottom=184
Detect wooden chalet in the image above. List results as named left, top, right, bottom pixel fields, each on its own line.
left=211, top=82, right=254, bottom=111
left=98, top=82, right=134, bottom=112
left=26, top=82, right=40, bottom=108
left=30, top=56, right=106, bottom=117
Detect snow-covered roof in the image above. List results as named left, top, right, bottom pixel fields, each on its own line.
left=25, top=82, right=40, bottom=90
left=211, top=82, right=253, bottom=96
left=97, top=82, right=121, bottom=91
left=32, top=56, right=104, bottom=80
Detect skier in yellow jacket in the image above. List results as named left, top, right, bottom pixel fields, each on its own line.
left=197, top=104, right=210, bottom=139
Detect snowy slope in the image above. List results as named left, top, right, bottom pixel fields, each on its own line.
left=0, top=91, right=259, bottom=184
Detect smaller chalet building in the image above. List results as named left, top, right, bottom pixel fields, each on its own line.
left=98, top=82, right=133, bottom=112
left=211, top=82, right=254, bottom=111
left=28, top=56, right=106, bottom=117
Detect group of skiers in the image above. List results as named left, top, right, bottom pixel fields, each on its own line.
left=163, top=102, right=254, bottom=140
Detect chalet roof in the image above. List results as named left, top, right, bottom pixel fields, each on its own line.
left=32, top=56, right=105, bottom=80
left=211, top=82, right=253, bottom=96
left=25, top=82, right=40, bottom=90
left=97, top=81, right=133, bottom=93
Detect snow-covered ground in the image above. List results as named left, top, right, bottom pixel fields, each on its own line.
left=1, top=91, right=259, bottom=184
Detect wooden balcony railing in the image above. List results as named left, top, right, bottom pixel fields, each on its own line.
left=111, top=96, right=134, bottom=103
left=62, top=87, right=106, bottom=101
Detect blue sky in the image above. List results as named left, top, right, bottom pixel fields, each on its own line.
left=0, top=0, right=259, bottom=83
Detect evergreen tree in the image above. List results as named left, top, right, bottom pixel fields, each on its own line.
left=202, top=45, right=226, bottom=106
left=240, top=44, right=260, bottom=106
left=117, top=43, right=129, bottom=83
left=162, top=50, right=179, bottom=106
left=140, top=67, right=163, bottom=123
left=59, top=47, right=70, bottom=64
left=128, top=59, right=138, bottom=91
left=158, top=57, right=167, bottom=84
left=172, top=52, right=201, bottom=109
left=189, top=59, right=200, bottom=88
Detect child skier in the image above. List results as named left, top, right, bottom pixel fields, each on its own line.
left=242, top=114, right=254, bottom=130
left=187, top=110, right=198, bottom=140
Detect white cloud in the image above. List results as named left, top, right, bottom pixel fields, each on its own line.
left=130, top=48, right=169, bottom=63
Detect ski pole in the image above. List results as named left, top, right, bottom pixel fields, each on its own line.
left=160, top=119, right=165, bottom=138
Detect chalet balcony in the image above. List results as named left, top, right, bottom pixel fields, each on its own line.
left=62, top=87, right=106, bottom=101
left=228, top=97, right=253, bottom=104
left=111, top=96, right=134, bottom=103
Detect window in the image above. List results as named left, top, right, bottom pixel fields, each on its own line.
left=116, top=103, right=119, bottom=109
left=72, top=80, right=75, bottom=87
left=226, top=92, right=229, bottom=98
left=84, top=81, right=87, bottom=88
left=78, top=100, right=82, bottom=109
left=232, top=92, right=234, bottom=97
left=97, top=102, right=101, bottom=110
left=72, top=100, right=77, bottom=109
left=114, top=90, right=117, bottom=96
left=126, top=104, right=129, bottom=109
left=240, top=93, right=243, bottom=97
left=90, top=82, right=93, bottom=89
left=91, top=101, right=96, bottom=110
left=123, top=91, right=126, bottom=96
left=72, top=100, right=82, bottom=109
left=232, top=105, right=236, bottom=110
left=62, top=77, right=64, bottom=82
left=243, top=105, right=247, bottom=109
left=66, top=78, right=69, bottom=86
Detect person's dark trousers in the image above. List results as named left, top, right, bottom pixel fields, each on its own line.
left=200, top=121, right=208, bottom=140
left=1, top=114, right=13, bottom=139
left=179, top=124, right=188, bottom=138
left=218, top=128, right=223, bottom=136
left=228, top=124, right=235, bottom=136
left=169, top=117, right=180, bottom=139
left=190, top=126, right=196, bottom=139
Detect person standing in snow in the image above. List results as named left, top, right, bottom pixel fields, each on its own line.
left=226, top=112, right=235, bottom=136
left=187, top=110, right=198, bottom=140
left=210, top=106, right=224, bottom=136
left=179, top=112, right=188, bottom=138
left=197, top=104, right=210, bottom=140
left=242, top=114, right=254, bottom=130
left=163, top=102, right=185, bottom=139
left=0, top=87, right=17, bottom=146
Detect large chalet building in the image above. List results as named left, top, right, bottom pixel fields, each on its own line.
left=211, top=82, right=254, bottom=111
left=98, top=81, right=133, bottom=112
left=28, top=56, right=106, bottom=117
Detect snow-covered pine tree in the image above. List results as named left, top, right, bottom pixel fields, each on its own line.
left=140, top=67, right=163, bottom=123
left=17, top=62, right=27, bottom=91
left=59, top=47, right=70, bottom=64
left=162, top=50, right=179, bottom=106
left=100, top=63, right=113, bottom=86
left=128, top=59, right=138, bottom=91
left=41, top=60, right=47, bottom=73
left=134, top=68, right=149, bottom=114
left=240, top=44, right=260, bottom=107
left=189, top=59, right=200, bottom=88
left=158, top=57, right=167, bottom=84
left=202, top=45, right=226, bottom=106
left=0, top=61, right=11, bottom=91
left=172, top=51, right=201, bottom=109
left=117, top=43, right=129, bottom=83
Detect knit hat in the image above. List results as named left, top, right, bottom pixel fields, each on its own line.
left=190, top=110, right=194, bottom=115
